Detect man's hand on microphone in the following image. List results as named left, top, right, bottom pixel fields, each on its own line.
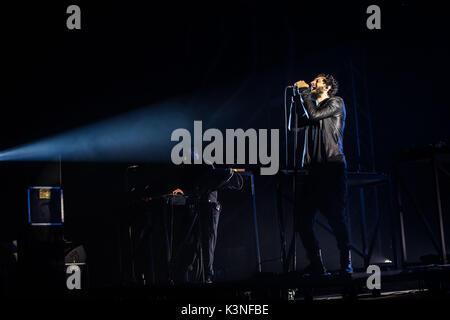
left=172, top=188, right=184, bottom=195
left=295, top=80, right=309, bottom=88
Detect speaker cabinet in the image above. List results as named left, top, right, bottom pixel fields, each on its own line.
left=27, top=187, right=64, bottom=226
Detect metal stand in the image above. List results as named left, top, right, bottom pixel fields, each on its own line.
left=394, top=147, right=449, bottom=267
left=278, top=85, right=302, bottom=273
left=161, top=195, right=204, bottom=284
left=276, top=170, right=395, bottom=271
left=239, top=171, right=262, bottom=273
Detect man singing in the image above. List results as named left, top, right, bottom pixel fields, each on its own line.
left=290, top=74, right=352, bottom=277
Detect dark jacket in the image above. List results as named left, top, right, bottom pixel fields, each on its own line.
left=289, top=87, right=346, bottom=168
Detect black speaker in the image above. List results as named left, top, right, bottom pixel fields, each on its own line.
left=17, top=225, right=65, bottom=295
left=16, top=187, right=65, bottom=295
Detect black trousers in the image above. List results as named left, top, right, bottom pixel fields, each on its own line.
left=171, top=197, right=221, bottom=283
left=295, top=162, right=350, bottom=259
left=199, top=200, right=221, bottom=279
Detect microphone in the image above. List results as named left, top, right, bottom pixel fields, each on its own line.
left=287, top=84, right=297, bottom=96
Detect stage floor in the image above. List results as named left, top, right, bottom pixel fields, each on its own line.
left=54, top=265, right=450, bottom=302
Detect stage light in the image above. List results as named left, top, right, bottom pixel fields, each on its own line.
left=0, top=100, right=195, bottom=163
left=0, top=81, right=269, bottom=165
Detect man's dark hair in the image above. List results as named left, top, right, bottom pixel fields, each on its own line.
left=317, top=73, right=338, bottom=97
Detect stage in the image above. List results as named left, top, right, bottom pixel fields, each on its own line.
left=1, top=2, right=450, bottom=315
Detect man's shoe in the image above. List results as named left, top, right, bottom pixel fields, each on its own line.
left=339, top=250, right=353, bottom=277
left=205, top=276, right=213, bottom=284
left=301, top=249, right=330, bottom=277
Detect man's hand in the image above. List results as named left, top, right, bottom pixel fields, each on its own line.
left=295, top=80, right=309, bottom=88
left=172, top=188, right=184, bottom=195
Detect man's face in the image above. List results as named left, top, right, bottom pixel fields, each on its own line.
left=310, top=76, right=329, bottom=99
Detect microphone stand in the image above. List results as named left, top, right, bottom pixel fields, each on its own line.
left=285, top=86, right=308, bottom=273
left=280, top=85, right=300, bottom=273
left=279, top=86, right=291, bottom=273
left=291, top=86, right=299, bottom=272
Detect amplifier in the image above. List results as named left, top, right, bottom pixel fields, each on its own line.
left=27, top=186, right=64, bottom=226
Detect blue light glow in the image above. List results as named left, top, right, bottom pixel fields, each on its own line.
left=0, top=100, right=194, bottom=163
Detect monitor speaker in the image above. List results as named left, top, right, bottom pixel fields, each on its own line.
left=27, top=187, right=64, bottom=226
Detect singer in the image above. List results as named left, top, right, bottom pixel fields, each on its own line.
left=289, top=74, right=352, bottom=277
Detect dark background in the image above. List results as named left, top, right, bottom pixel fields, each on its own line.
left=1, top=1, right=449, bottom=288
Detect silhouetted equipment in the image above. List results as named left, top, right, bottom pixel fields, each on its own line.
left=65, top=245, right=87, bottom=264
left=394, top=144, right=450, bottom=267
left=17, top=187, right=65, bottom=294
left=237, top=170, right=262, bottom=273
left=122, top=165, right=261, bottom=285
left=276, top=169, right=395, bottom=272
left=161, top=193, right=202, bottom=284
left=18, top=225, right=65, bottom=295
